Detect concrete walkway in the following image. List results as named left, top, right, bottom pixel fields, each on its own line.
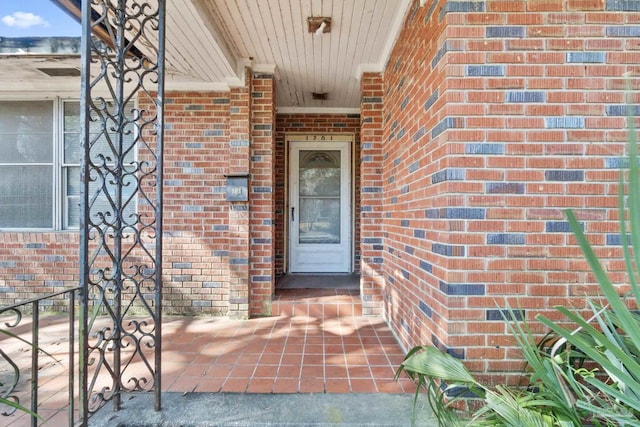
left=89, top=392, right=437, bottom=426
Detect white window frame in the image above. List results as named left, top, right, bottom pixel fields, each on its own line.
left=0, top=97, right=59, bottom=231
left=60, top=99, right=81, bottom=230
left=0, top=96, right=138, bottom=231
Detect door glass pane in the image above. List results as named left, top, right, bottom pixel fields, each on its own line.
left=299, top=150, right=340, bottom=197
left=298, top=150, right=341, bottom=244
left=0, top=165, right=53, bottom=228
left=299, top=198, right=340, bottom=244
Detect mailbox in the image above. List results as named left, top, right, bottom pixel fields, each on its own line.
left=225, top=174, right=249, bottom=202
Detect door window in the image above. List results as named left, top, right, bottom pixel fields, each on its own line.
left=298, top=150, right=341, bottom=244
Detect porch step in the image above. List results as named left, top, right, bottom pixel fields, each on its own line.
left=88, top=392, right=436, bottom=426
left=272, top=288, right=363, bottom=318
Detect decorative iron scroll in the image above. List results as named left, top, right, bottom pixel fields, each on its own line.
left=0, top=289, right=79, bottom=426
left=0, top=308, right=24, bottom=417
left=79, top=0, right=165, bottom=418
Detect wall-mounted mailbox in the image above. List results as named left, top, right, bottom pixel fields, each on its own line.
left=225, top=174, right=249, bottom=202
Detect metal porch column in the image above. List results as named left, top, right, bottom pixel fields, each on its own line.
left=79, top=0, right=165, bottom=422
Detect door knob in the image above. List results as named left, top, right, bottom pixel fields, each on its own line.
left=291, top=207, right=295, bottom=221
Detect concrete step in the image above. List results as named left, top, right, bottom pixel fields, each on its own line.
left=89, top=392, right=437, bottom=426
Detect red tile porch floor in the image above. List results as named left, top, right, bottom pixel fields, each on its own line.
left=1, top=288, right=417, bottom=425
left=164, top=289, right=416, bottom=394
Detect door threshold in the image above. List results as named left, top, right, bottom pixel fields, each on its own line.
left=276, top=273, right=359, bottom=290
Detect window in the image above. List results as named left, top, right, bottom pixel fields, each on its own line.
left=0, top=98, right=137, bottom=230
left=0, top=101, right=55, bottom=228
left=63, top=101, right=81, bottom=228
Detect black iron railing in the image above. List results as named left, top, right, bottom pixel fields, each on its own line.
left=0, top=288, right=80, bottom=427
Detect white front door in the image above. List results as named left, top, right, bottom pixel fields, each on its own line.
left=289, top=139, right=351, bottom=273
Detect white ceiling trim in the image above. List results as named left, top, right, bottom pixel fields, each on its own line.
left=225, top=76, right=245, bottom=87
left=378, top=0, right=413, bottom=70
left=187, top=0, right=240, bottom=79
left=276, top=107, right=360, bottom=115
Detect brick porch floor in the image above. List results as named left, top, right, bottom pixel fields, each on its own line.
left=2, top=288, right=417, bottom=426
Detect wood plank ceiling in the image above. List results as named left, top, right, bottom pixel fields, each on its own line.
left=161, top=0, right=412, bottom=112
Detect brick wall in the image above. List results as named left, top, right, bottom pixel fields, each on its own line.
left=381, top=0, right=640, bottom=384
left=0, top=75, right=277, bottom=316
left=227, top=74, right=251, bottom=319
left=250, top=74, right=276, bottom=316
left=0, top=90, right=236, bottom=314
left=274, top=114, right=362, bottom=277
left=142, top=76, right=277, bottom=318
left=0, top=233, right=79, bottom=310
left=360, top=74, right=386, bottom=316
left=148, top=90, right=232, bottom=315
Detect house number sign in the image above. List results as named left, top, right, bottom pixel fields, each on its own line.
left=303, top=135, right=336, bottom=141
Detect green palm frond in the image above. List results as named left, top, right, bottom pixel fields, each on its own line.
left=0, top=397, right=40, bottom=419
left=399, top=346, right=477, bottom=385
left=478, top=387, right=552, bottom=427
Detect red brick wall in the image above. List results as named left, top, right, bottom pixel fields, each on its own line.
left=382, top=0, right=640, bottom=384
left=0, top=80, right=278, bottom=317
left=151, top=90, right=232, bottom=315
left=0, top=233, right=79, bottom=309
left=360, top=74, right=386, bottom=316
left=250, top=74, right=276, bottom=316
left=0, top=91, right=235, bottom=313
left=274, top=114, right=362, bottom=277
left=227, top=75, right=251, bottom=319
left=381, top=0, right=451, bottom=359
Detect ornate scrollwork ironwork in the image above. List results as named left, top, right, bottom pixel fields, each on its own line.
left=0, top=307, right=22, bottom=417
left=80, top=0, right=165, bottom=418
left=0, top=289, right=79, bottom=423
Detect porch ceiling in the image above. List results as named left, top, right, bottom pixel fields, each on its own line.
left=194, top=0, right=412, bottom=113
left=0, top=0, right=411, bottom=113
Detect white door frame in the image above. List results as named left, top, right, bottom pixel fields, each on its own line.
left=286, top=134, right=353, bottom=273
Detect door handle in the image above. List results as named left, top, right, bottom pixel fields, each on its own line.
left=291, top=207, right=295, bottom=221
